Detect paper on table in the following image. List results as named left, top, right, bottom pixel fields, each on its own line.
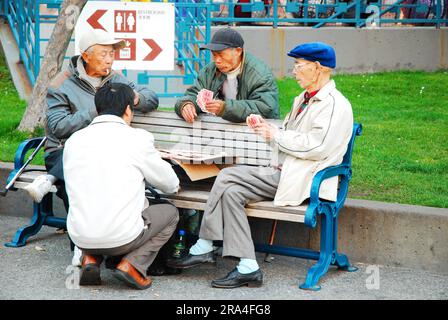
left=158, top=149, right=234, bottom=181
left=172, top=160, right=221, bottom=181
left=158, top=149, right=230, bottom=163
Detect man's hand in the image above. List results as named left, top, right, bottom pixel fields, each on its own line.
left=181, top=103, right=198, bottom=123
left=205, top=99, right=225, bottom=115
left=253, top=122, right=279, bottom=142
left=246, top=114, right=265, bottom=128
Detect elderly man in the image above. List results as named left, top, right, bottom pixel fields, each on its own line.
left=24, top=29, right=158, bottom=205
left=23, top=29, right=159, bottom=266
left=174, top=27, right=279, bottom=123
left=64, top=83, right=179, bottom=290
left=168, top=42, right=354, bottom=289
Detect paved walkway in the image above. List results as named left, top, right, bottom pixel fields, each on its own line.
left=1, top=215, right=447, bottom=300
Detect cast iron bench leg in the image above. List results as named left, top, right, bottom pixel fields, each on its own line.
left=4, top=193, right=67, bottom=247
left=299, top=211, right=334, bottom=291
left=4, top=195, right=50, bottom=247
left=300, top=212, right=358, bottom=290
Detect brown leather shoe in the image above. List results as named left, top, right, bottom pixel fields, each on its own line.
left=114, top=259, right=152, bottom=290
left=80, top=255, right=102, bottom=286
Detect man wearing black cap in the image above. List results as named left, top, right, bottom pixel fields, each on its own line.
left=174, top=27, right=279, bottom=123
left=168, top=42, right=353, bottom=289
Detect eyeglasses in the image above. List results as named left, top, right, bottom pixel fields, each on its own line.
left=293, top=62, right=311, bottom=71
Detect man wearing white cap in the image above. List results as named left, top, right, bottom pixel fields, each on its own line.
left=24, top=29, right=159, bottom=264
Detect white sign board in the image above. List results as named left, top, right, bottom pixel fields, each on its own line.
left=75, top=1, right=174, bottom=70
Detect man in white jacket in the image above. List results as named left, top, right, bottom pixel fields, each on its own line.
left=168, top=42, right=353, bottom=289
left=64, top=83, right=180, bottom=290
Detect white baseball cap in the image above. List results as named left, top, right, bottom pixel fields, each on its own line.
left=78, top=29, right=126, bottom=53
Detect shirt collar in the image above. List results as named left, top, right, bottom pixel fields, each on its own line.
left=91, top=114, right=127, bottom=126
left=224, top=62, right=242, bottom=79
left=313, top=79, right=336, bottom=101
left=303, top=90, right=319, bottom=103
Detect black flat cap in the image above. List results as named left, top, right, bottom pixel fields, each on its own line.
left=200, top=28, right=244, bottom=51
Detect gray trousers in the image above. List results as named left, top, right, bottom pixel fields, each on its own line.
left=199, top=166, right=281, bottom=260
left=82, top=203, right=179, bottom=276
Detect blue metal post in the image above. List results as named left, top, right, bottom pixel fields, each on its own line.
left=436, top=0, right=441, bottom=28
left=355, top=0, right=361, bottom=27
left=17, top=0, right=24, bottom=63
left=304, top=0, right=309, bottom=26
left=229, top=0, right=235, bottom=22
left=205, top=1, right=211, bottom=65
left=273, top=0, right=278, bottom=28
left=34, top=0, right=41, bottom=82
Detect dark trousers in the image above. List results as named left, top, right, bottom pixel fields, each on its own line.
left=45, top=149, right=69, bottom=212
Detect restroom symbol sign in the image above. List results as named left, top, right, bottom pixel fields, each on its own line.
left=76, top=2, right=175, bottom=70
left=114, top=10, right=137, bottom=33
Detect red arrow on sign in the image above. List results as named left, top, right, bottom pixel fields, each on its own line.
left=143, top=39, right=162, bottom=61
left=87, top=9, right=107, bottom=31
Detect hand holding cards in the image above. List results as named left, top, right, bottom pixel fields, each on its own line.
left=196, top=89, right=215, bottom=113
left=246, top=114, right=264, bottom=129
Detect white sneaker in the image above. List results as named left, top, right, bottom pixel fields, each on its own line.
left=24, top=175, right=53, bottom=203
left=71, top=246, right=82, bottom=267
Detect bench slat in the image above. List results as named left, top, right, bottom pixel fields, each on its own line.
left=15, top=171, right=305, bottom=223
left=134, top=111, right=283, bottom=127
left=165, top=198, right=305, bottom=223
left=162, top=189, right=307, bottom=215
left=152, top=140, right=269, bottom=157
left=150, top=137, right=272, bottom=159
left=132, top=123, right=267, bottom=144
left=153, top=142, right=271, bottom=165
left=132, top=116, right=268, bottom=135
left=146, top=131, right=273, bottom=153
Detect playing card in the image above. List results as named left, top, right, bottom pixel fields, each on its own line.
left=202, top=89, right=214, bottom=103
left=196, top=89, right=215, bottom=113
left=248, top=114, right=262, bottom=128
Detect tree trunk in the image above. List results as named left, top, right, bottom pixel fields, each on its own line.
left=18, top=0, right=87, bottom=132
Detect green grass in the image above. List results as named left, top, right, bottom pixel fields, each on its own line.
left=278, top=71, right=448, bottom=208
left=0, top=52, right=45, bottom=166
left=1, top=50, right=447, bottom=207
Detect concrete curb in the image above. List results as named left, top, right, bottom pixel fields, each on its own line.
left=1, top=161, right=447, bottom=274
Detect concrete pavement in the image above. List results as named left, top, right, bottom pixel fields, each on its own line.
left=1, top=215, right=447, bottom=300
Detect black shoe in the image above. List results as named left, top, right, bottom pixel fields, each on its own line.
left=79, top=264, right=101, bottom=286
left=211, top=268, right=263, bottom=289
left=166, top=251, right=216, bottom=269
left=79, top=255, right=102, bottom=286
left=105, top=255, right=123, bottom=270
left=147, top=265, right=183, bottom=276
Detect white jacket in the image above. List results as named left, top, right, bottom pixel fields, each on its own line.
left=64, top=115, right=179, bottom=249
left=272, top=80, right=353, bottom=206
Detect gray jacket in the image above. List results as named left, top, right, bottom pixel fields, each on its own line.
left=44, top=55, right=158, bottom=154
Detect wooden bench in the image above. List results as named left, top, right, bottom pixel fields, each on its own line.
left=4, top=111, right=362, bottom=291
